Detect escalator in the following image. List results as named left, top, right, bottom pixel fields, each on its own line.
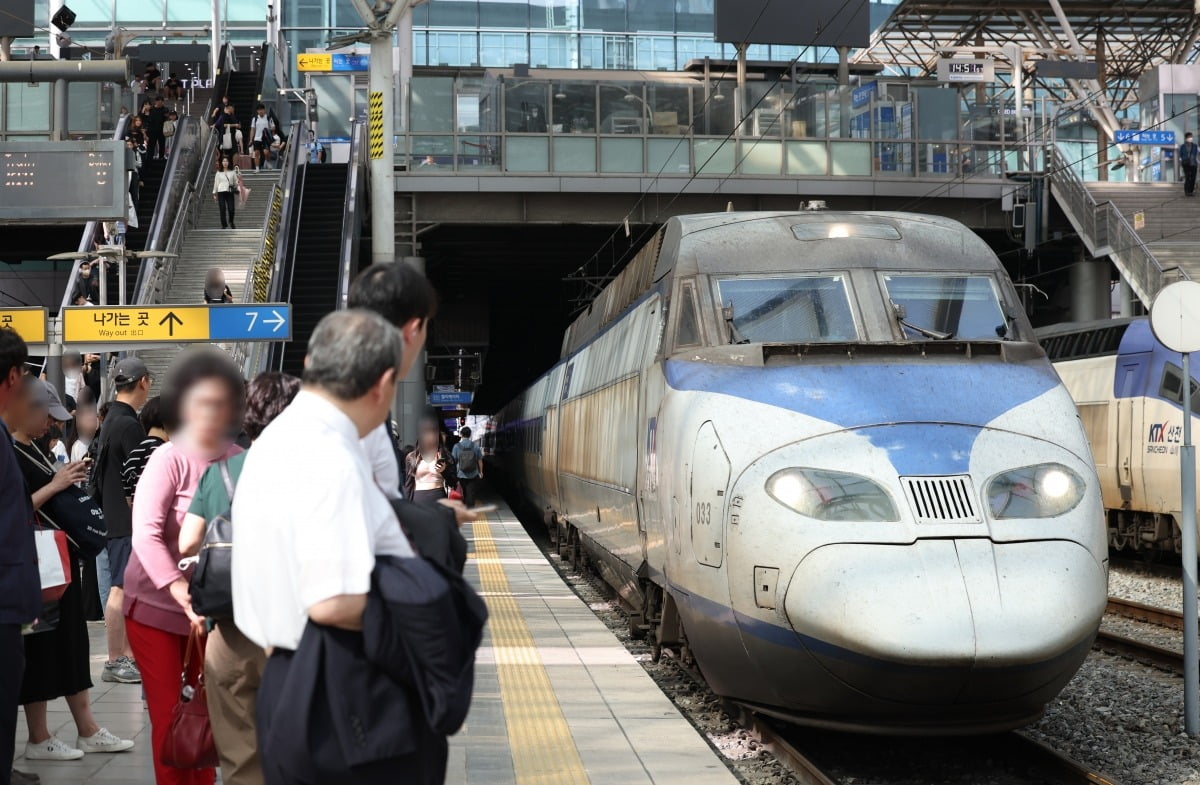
left=105, top=157, right=168, bottom=298
left=280, top=163, right=351, bottom=376
left=225, top=70, right=263, bottom=160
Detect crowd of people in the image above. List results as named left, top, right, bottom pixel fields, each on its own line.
left=1, top=261, right=490, bottom=785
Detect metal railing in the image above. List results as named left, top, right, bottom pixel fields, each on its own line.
left=337, top=120, right=366, bottom=309
left=1048, top=144, right=1181, bottom=306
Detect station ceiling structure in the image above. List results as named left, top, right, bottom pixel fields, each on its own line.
left=855, top=0, right=1200, bottom=106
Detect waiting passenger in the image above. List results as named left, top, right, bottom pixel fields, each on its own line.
left=125, top=350, right=244, bottom=785
left=120, top=395, right=167, bottom=501
left=404, top=416, right=456, bottom=505
left=178, top=372, right=301, bottom=785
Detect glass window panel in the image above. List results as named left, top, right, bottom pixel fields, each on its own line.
left=552, top=82, right=595, bottom=132
left=457, top=135, right=501, bottom=170
left=429, top=0, right=478, bottom=26
left=553, top=136, right=596, bottom=171
left=600, top=137, right=642, bottom=171
left=675, top=0, right=712, bottom=32
left=224, top=0, right=263, bottom=21
left=531, top=0, right=578, bottom=29
left=411, top=136, right=455, bottom=168
left=285, top=0, right=324, bottom=28
left=6, top=82, right=51, bottom=132
left=480, top=0, right=530, bottom=27
left=629, top=0, right=674, bottom=31
left=581, top=0, right=625, bottom=31
left=531, top=32, right=577, bottom=68
left=167, top=0, right=208, bottom=21
left=413, top=30, right=427, bottom=66
left=73, top=0, right=113, bottom=23
left=506, top=81, right=549, bottom=131
left=786, top=140, right=827, bottom=175
left=882, top=275, right=1007, bottom=341
left=648, top=84, right=688, bottom=134
left=599, top=83, right=645, bottom=133
left=675, top=36, right=720, bottom=68
left=312, top=74, right=353, bottom=140
left=68, top=84, right=100, bottom=133
left=676, top=282, right=701, bottom=346
left=115, top=0, right=163, bottom=24
left=410, top=76, right=455, bottom=132
left=506, top=136, right=549, bottom=171
left=635, top=35, right=674, bottom=70
left=480, top=32, right=526, bottom=67
left=648, top=137, right=689, bottom=173
left=739, top=140, right=781, bottom=174
left=580, top=34, right=603, bottom=68
left=830, top=140, right=870, bottom=175
left=716, top=276, right=858, bottom=343
left=694, top=138, right=734, bottom=174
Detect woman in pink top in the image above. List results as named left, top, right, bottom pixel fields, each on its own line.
left=126, top=349, right=245, bottom=785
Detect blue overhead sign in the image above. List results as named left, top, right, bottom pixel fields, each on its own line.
left=208, top=304, right=292, bottom=341
left=851, top=81, right=876, bottom=109
left=429, top=390, right=474, bottom=406
left=331, top=53, right=368, bottom=72
left=1114, top=129, right=1176, bottom=146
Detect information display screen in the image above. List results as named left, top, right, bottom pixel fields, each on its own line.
left=0, top=141, right=126, bottom=222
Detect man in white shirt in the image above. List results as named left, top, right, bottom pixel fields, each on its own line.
left=349, top=262, right=438, bottom=500
left=232, top=309, right=414, bottom=654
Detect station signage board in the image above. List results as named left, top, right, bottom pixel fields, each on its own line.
left=430, top=390, right=474, bottom=406
left=0, top=307, right=48, bottom=345
left=1, top=141, right=125, bottom=222
left=1113, top=129, right=1176, bottom=146
left=297, top=53, right=369, bottom=72
left=937, top=58, right=996, bottom=83
left=63, top=304, right=291, bottom=345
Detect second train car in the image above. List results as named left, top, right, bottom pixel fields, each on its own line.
left=493, top=211, right=1109, bottom=734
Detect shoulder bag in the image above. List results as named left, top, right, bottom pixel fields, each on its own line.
left=14, top=442, right=107, bottom=558
left=162, top=629, right=219, bottom=769
left=189, top=461, right=235, bottom=619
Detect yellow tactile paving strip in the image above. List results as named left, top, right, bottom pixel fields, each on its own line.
left=473, top=515, right=591, bottom=785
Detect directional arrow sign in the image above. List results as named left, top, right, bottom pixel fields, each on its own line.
left=158, top=311, right=185, bottom=337
left=0, top=308, right=49, bottom=345
left=209, top=304, right=292, bottom=341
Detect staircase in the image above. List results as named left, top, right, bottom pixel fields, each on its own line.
left=281, top=164, right=350, bottom=376
left=135, top=169, right=279, bottom=385
left=100, top=158, right=167, bottom=302
left=1084, top=183, right=1200, bottom=283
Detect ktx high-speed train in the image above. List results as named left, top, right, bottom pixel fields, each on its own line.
left=1040, top=317, right=1200, bottom=556
left=493, top=212, right=1108, bottom=734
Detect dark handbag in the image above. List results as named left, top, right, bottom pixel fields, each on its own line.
left=14, top=442, right=107, bottom=558
left=190, top=461, right=234, bottom=619
left=162, top=630, right=218, bottom=769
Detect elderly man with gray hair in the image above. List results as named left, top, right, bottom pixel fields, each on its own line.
left=231, top=309, right=420, bottom=782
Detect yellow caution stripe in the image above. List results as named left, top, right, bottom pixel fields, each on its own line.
left=368, top=91, right=384, bottom=160
left=473, top=516, right=589, bottom=785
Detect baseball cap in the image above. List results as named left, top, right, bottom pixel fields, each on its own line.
left=34, top=380, right=73, bottom=422
left=113, top=357, right=150, bottom=386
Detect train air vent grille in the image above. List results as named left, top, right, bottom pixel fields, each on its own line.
left=900, top=476, right=982, bottom=524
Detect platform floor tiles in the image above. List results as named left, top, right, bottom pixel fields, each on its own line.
left=11, top=502, right=740, bottom=785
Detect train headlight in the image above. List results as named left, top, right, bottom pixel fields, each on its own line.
left=765, top=468, right=899, bottom=522
left=986, top=463, right=1085, bottom=519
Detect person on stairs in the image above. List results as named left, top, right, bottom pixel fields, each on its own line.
left=213, top=157, right=238, bottom=230
left=1181, top=132, right=1199, bottom=197
left=204, top=268, right=234, bottom=304
left=250, top=104, right=272, bottom=171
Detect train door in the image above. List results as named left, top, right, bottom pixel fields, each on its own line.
left=1115, top=362, right=1144, bottom=507
left=690, top=422, right=729, bottom=567
left=543, top=403, right=560, bottom=508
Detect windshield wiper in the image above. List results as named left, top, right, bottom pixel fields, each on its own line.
left=722, top=304, right=751, bottom=345
left=892, top=303, right=954, bottom=341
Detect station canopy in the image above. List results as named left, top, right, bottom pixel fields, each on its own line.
left=855, top=0, right=1200, bottom=105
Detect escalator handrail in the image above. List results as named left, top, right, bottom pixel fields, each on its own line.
left=267, top=125, right=309, bottom=371
left=337, top=119, right=366, bottom=309
left=132, top=115, right=204, bottom=304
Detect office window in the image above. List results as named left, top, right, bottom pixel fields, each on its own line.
left=428, top=0, right=478, bottom=26
left=629, top=0, right=674, bottom=32
left=531, top=32, right=577, bottom=68
left=480, top=0, right=530, bottom=28
left=480, top=32, right=527, bottom=67
left=430, top=31, right=478, bottom=66
left=635, top=35, right=675, bottom=70
left=675, top=0, right=712, bottom=32
left=580, top=0, right=625, bottom=31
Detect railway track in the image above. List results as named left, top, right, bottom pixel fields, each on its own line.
left=1099, top=597, right=1185, bottom=673
left=736, top=707, right=1121, bottom=785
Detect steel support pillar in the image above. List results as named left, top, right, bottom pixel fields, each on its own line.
left=211, top=0, right=221, bottom=83
left=395, top=255, right=427, bottom=445
left=1069, top=259, right=1109, bottom=321
left=370, top=32, right=396, bottom=265
left=52, top=79, right=68, bottom=141
left=1120, top=276, right=1139, bottom=316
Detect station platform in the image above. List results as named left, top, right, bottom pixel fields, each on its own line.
left=13, top=501, right=739, bottom=785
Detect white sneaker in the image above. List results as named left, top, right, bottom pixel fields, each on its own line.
left=24, top=736, right=83, bottom=761
left=76, top=728, right=134, bottom=754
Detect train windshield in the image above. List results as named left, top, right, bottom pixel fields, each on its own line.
left=715, top=276, right=857, bottom=343
left=883, top=274, right=1009, bottom=341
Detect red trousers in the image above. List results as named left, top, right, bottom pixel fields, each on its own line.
left=126, top=617, right=216, bottom=785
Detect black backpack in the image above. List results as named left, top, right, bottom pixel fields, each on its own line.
left=189, top=461, right=235, bottom=619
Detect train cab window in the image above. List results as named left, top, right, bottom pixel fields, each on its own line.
left=883, top=274, right=1008, bottom=341
left=714, top=275, right=857, bottom=344
left=675, top=281, right=702, bottom=347
left=1159, top=364, right=1200, bottom=415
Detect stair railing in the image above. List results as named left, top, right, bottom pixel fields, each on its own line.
left=1048, top=144, right=1183, bottom=305
left=234, top=121, right=305, bottom=377
left=337, top=119, right=366, bottom=309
